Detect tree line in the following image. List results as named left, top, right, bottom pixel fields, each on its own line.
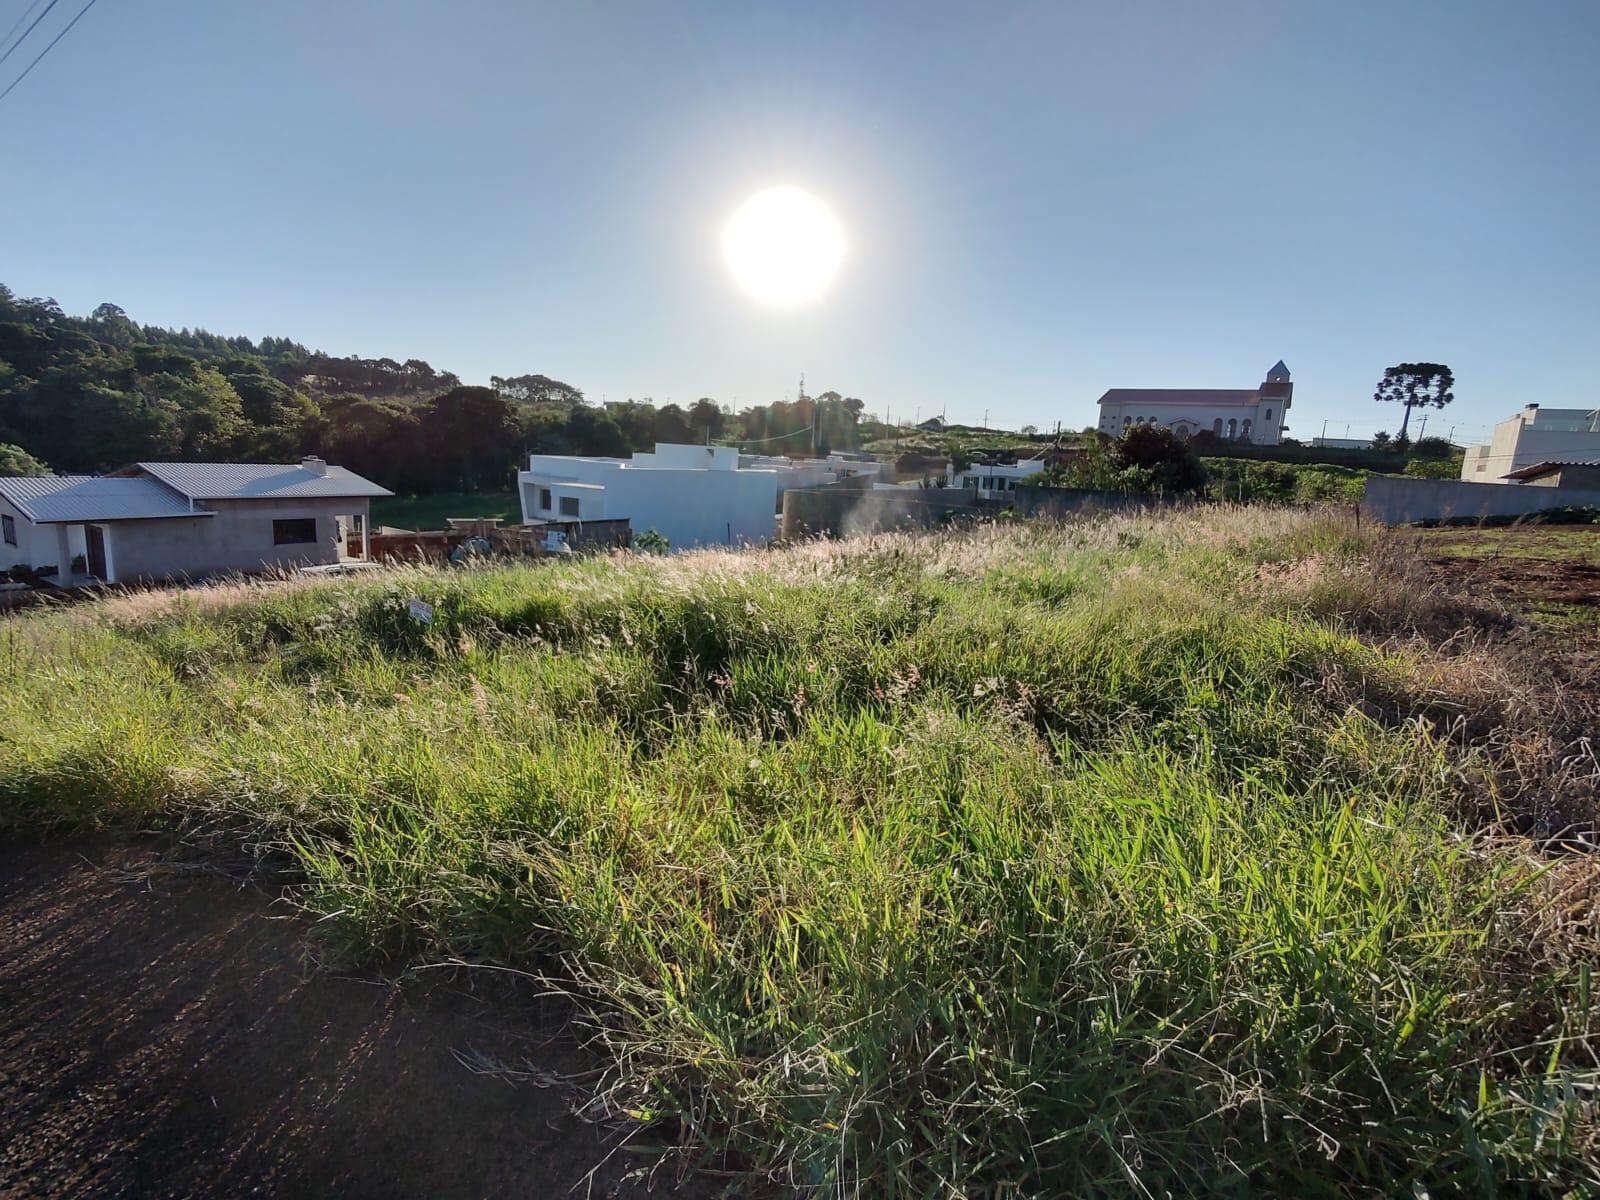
left=0, top=288, right=870, bottom=491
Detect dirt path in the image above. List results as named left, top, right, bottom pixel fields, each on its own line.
left=0, top=839, right=704, bottom=1199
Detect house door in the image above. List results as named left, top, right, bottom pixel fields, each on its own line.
left=85, top=524, right=107, bottom=580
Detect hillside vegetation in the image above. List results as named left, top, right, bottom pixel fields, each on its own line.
left=1, top=508, right=1596, bottom=1195
left=0, top=287, right=870, bottom=495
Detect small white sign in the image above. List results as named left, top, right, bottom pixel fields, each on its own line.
left=407, top=597, right=434, bottom=625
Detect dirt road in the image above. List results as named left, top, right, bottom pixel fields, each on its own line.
left=0, top=839, right=703, bottom=1199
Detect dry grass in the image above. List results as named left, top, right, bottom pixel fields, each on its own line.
left=2, top=505, right=1597, bottom=1196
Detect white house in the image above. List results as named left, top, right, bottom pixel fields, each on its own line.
left=0, top=457, right=390, bottom=585
left=1096, top=361, right=1293, bottom=444
left=1459, top=405, right=1600, bottom=482
left=946, top=457, right=1047, bottom=497
left=517, top=443, right=879, bottom=550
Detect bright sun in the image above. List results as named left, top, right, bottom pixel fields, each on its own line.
left=722, top=186, right=846, bottom=307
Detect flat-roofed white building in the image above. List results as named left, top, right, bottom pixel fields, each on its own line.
left=1459, top=405, right=1600, bottom=482
left=946, top=457, right=1047, bottom=498
left=1096, top=361, right=1294, bottom=444
left=517, top=443, right=879, bottom=550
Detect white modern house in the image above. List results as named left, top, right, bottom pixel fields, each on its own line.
left=0, top=457, right=390, bottom=585
left=1096, top=361, right=1293, bottom=444
left=517, top=443, right=879, bottom=550
left=946, top=457, right=1047, bottom=497
left=1459, top=405, right=1600, bottom=482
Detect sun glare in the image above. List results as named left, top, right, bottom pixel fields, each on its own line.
left=722, top=186, right=846, bottom=307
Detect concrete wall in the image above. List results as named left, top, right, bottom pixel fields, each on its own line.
left=0, top=496, right=87, bottom=579
left=781, top=481, right=1189, bottom=540
left=1362, top=474, right=1600, bottom=525
left=1011, top=486, right=1187, bottom=519
left=781, top=482, right=997, bottom=539
left=1529, top=464, right=1600, bottom=489
left=102, top=498, right=369, bottom=582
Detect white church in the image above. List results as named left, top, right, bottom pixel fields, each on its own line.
left=1095, top=361, right=1294, bottom=444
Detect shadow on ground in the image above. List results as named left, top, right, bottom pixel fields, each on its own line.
left=0, top=839, right=707, bottom=1199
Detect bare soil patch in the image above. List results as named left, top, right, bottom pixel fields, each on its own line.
left=1419, top=536, right=1600, bottom=611
left=0, top=839, right=706, bottom=1199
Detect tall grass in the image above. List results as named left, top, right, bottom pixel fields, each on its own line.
left=1, top=506, right=1595, bottom=1195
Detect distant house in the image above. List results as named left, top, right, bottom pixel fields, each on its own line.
left=1311, top=436, right=1375, bottom=450
left=0, top=457, right=391, bottom=586
left=1096, top=361, right=1293, bottom=444
left=517, top=443, right=880, bottom=550
left=946, top=456, right=1048, bottom=498
left=1459, top=405, right=1600, bottom=482
left=1500, top=458, right=1600, bottom=489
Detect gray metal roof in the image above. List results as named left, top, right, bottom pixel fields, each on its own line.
left=134, top=461, right=393, bottom=500
left=0, top=475, right=211, bottom=522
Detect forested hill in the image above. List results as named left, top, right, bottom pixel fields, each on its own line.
left=0, top=287, right=869, bottom=493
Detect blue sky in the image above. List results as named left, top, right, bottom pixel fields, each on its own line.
left=3, top=0, right=1596, bottom=442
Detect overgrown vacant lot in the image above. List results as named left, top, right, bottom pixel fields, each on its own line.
left=2, top=508, right=1597, bottom=1196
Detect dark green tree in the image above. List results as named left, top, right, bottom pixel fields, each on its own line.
left=1374, top=363, right=1454, bottom=442
left=418, top=386, right=521, bottom=491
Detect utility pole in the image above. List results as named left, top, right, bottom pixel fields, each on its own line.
left=1320, top=419, right=1328, bottom=443
left=1417, top=412, right=1429, bottom=440
left=983, top=408, right=989, bottom=431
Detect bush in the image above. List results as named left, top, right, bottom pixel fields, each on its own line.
left=1, top=513, right=1595, bottom=1195
left=1203, top=459, right=1368, bottom=503
left=1044, top=428, right=1205, bottom=495
left=634, top=528, right=669, bottom=554
left=1403, top=458, right=1460, bottom=480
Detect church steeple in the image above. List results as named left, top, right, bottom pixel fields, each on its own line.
left=1265, top=360, right=1290, bottom=382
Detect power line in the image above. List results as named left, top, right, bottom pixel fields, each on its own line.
left=0, top=0, right=98, bottom=103
left=0, top=0, right=59, bottom=68
left=0, top=0, right=50, bottom=59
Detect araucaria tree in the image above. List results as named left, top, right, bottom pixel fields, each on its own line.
left=1373, top=363, right=1454, bottom=441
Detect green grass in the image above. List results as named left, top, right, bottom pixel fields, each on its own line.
left=1416, top=525, right=1600, bottom=565
left=371, top=490, right=521, bottom=530
left=1, top=507, right=1596, bottom=1195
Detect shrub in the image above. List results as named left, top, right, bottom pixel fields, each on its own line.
left=634, top=528, right=669, bottom=554
left=0, top=512, right=1594, bottom=1196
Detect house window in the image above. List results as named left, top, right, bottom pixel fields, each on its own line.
left=1264, top=409, right=1273, bottom=421
left=1, top=514, right=14, bottom=546
left=559, top=496, right=580, bottom=518
left=539, top=487, right=552, bottom=511
left=1213, top=418, right=1223, bottom=435
left=1227, top=418, right=1238, bottom=439
left=272, top=517, right=318, bottom=545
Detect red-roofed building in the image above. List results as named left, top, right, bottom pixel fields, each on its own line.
left=1096, top=362, right=1293, bottom=444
